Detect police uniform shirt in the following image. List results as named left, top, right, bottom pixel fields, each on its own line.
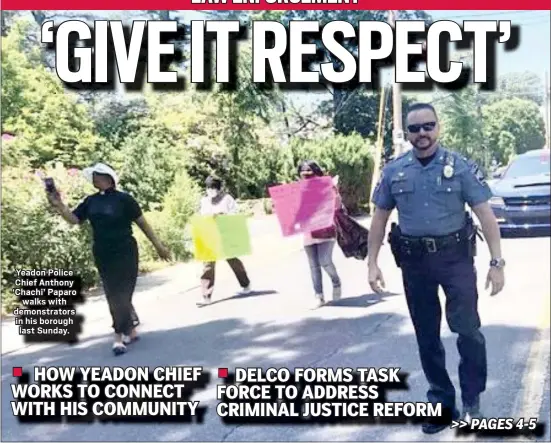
left=73, top=188, right=143, bottom=255
left=372, top=146, right=492, bottom=237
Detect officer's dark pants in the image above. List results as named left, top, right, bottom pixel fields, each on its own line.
left=400, top=246, right=487, bottom=410
left=94, top=239, right=140, bottom=336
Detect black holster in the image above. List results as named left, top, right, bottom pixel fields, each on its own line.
left=388, top=222, right=402, bottom=268
left=465, top=211, right=484, bottom=257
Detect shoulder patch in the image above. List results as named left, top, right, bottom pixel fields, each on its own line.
left=374, top=171, right=385, bottom=190
left=383, top=157, right=399, bottom=167
left=467, top=159, right=487, bottom=184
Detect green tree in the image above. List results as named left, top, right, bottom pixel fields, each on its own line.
left=320, top=88, right=419, bottom=161
left=115, top=122, right=187, bottom=211
left=1, top=163, right=98, bottom=313
left=437, top=86, right=488, bottom=166
left=287, top=10, right=430, bottom=137
left=221, top=10, right=430, bottom=145
left=144, top=51, right=284, bottom=200
left=482, top=98, right=546, bottom=164
left=285, top=133, right=375, bottom=214
left=1, top=19, right=100, bottom=168
left=90, top=96, right=150, bottom=152
left=134, top=169, right=201, bottom=266
left=482, top=71, right=545, bottom=106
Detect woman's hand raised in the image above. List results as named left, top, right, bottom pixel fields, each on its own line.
left=46, top=190, right=62, bottom=208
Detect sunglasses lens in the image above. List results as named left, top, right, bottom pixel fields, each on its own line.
left=408, top=122, right=436, bottom=133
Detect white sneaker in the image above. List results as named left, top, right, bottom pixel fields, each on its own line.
left=196, top=296, right=212, bottom=307
left=332, top=286, right=342, bottom=301
left=312, top=294, right=325, bottom=309
left=239, top=286, right=251, bottom=295
left=122, top=334, right=139, bottom=345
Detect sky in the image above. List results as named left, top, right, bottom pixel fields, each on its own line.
left=427, top=10, right=550, bottom=77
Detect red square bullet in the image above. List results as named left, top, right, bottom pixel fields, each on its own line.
left=218, top=368, right=228, bottom=378
left=12, top=367, right=23, bottom=377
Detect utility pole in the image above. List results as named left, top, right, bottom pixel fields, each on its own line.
left=369, top=85, right=387, bottom=215
left=388, top=10, right=404, bottom=158
left=545, top=71, right=550, bottom=149
left=475, top=87, right=489, bottom=169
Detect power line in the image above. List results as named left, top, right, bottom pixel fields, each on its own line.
left=509, top=18, right=550, bottom=26
left=430, top=88, right=545, bottom=121
left=434, top=14, right=550, bottom=27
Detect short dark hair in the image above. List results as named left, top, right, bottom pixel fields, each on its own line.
left=205, top=176, right=222, bottom=190
left=297, top=160, right=324, bottom=177
left=407, top=102, right=438, bottom=119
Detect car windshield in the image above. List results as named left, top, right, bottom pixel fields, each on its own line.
left=503, top=153, right=550, bottom=178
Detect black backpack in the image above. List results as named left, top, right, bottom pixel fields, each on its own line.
left=334, top=208, right=369, bottom=260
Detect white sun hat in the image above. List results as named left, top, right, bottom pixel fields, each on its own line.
left=82, top=163, right=118, bottom=185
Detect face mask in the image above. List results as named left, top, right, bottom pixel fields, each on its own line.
left=207, top=189, right=219, bottom=198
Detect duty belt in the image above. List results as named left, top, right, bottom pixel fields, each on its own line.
left=399, top=229, right=467, bottom=254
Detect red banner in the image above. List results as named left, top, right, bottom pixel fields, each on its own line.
left=2, top=1, right=551, bottom=10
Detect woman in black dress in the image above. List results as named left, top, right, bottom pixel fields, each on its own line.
left=47, top=163, right=171, bottom=355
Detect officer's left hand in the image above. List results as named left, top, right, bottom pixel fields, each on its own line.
left=485, top=267, right=505, bottom=296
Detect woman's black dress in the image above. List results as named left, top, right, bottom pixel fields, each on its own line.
left=73, top=188, right=142, bottom=335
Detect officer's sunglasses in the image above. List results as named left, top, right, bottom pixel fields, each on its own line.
left=407, top=121, right=436, bottom=133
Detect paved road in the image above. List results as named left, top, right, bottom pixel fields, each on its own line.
left=2, top=231, right=550, bottom=442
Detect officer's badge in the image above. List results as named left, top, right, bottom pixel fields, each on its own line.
left=442, top=151, right=455, bottom=179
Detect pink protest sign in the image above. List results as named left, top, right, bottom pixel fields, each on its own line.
left=268, top=176, right=337, bottom=237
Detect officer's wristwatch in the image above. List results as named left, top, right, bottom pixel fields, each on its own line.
left=490, top=258, right=506, bottom=269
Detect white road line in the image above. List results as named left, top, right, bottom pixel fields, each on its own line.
left=513, top=293, right=551, bottom=441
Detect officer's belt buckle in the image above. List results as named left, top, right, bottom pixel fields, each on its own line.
left=422, top=237, right=437, bottom=253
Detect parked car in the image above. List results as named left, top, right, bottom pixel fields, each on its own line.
left=489, top=149, right=550, bottom=235
left=487, top=165, right=507, bottom=187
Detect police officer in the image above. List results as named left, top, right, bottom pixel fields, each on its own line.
left=367, top=103, right=505, bottom=434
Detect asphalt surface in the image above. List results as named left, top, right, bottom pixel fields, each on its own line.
left=2, top=231, right=550, bottom=442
